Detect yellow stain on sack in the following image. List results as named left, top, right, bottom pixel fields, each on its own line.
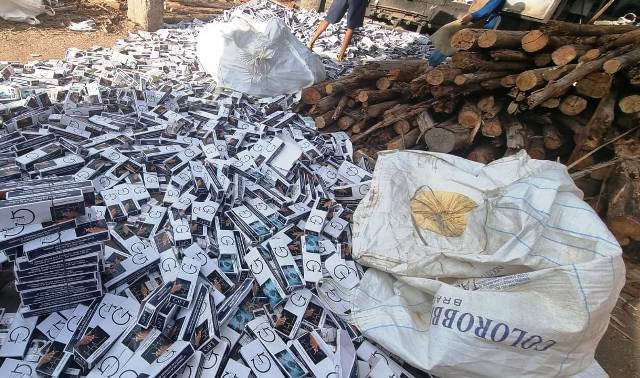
left=410, top=189, right=478, bottom=237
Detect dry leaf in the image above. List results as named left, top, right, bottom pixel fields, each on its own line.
left=410, top=189, right=478, bottom=237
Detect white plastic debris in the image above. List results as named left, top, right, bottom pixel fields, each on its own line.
left=0, top=0, right=53, bottom=25
left=68, top=19, right=96, bottom=32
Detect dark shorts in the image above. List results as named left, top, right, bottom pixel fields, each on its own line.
left=326, top=0, right=367, bottom=28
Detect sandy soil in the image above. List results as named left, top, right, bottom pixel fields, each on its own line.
left=0, top=0, right=134, bottom=63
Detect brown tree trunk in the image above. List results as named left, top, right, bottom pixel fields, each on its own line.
left=541, top=64, right=577, bottom=81
left=543, top=20, right=637, bottom=36
left=309, top=96, right=340, bottom=116
left=315, top=110, right=336, bottom=129
left=302, top=83, right=328, bottom=104
left=426, top=66, right=463, bottom=86
left=386, top=128, right=421, bottom=150
left=534, top=53, right=552, bottom=67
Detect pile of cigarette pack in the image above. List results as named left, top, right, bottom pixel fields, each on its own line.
left=0, top=4, right=432, bottom=377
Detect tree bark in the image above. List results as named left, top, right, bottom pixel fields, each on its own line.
left=451, top=51, right=530, bottom=71
left=478, top=30, right=528, bottom=49
left=628, top=65, right=640, bottom=86
left=542, top=123, right=565, bottom=150
left=386, top=128, right=421, bottom=150
left=314, top=110, right=336, bottom=129
left=454, top=71, right=509, bottom=86
left=543, top=20, right=638, bottom=36
left=309, top=96, right=339, bottom=116
left=502, top=114, right=527, bottom=155
left=541, top=64, right=577, bottom=81
left=364, top=100, right=400, bottom=118
left=489, top=49, right=530, bottom=62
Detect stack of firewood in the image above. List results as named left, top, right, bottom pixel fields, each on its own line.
left=163, top=0, right=235, bottom=23
left=298, top=20, right=640, bottom=252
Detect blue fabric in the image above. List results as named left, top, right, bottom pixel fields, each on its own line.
left=483, top=14, right=501, bottom=29
left=471, top=0, right=505, bottom=21
left=428, top=49, right=447, bottom=66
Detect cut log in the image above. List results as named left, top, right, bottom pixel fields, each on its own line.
left=478, top=30, right=528, bottom=49
left=516, top=68, right=549, bottom=91
left=364, top=100, right=400, bottom=118
left=527, top=46, right=629, bottom=108
left=356, top=88, right=404, bottom=104
left=575, top=72, right=613, bottom=99
left=617, top=111, right=640, bottom=130
left=551, top=45, right=589, bottom=66
left=325, top=70, right=387, bottom=95
left=559, top=95, right=588, bottom=116
left=569, top=91, right=617, bottom=169
left=426, top=66, right=463, bottom=86
left=170, top=0, right=234, bottom=9
left=542, top=123, right=565, bottom=150
left=541, top=98, right=560, bottom=108
left=332, top=95, right=350, bottom=120
left=628, top=65, right=640, bottom=86
left=337, top=116, right=356, bottom=130
left=386, top=128, right=421, bottom=150
left=521, top=30, right=598, bottom=53
left=458, top=102, right=482, bottom=129
left=527, top=135, right=546, bottom=160
left=481, top=115, right=502, bottom=137
left=467, top=142, right=500, bottom=164
left=450, top=28, right=485, bottom=50
left=351, top=119, right=367, bottom=134
left=415, top=110, right=438, bottom=145
left=607, top=159, right=640, bottom=246
left=541, top=64, right=577, bottom=81
left=314, top=110, right=336, bottom=129
left=309, top=96, right=339, bottom=116
left=619, top=95, right=640, bottom=114
left=302, top=83, right=327, bottom=104
left=477, top=96, right=503, bottom=117
left=500, top=74, right=518, bottom=88
left=603, top=48, right=640, bottom=74
left=579, top=48, right=601, bottom=63
left=543, top=20, right=637, bottom=36
left=604, top=28, right=640, bottom=50
left=424, top=123, right=472, bottom=153
left=451, top=51, right=530, bottom=71
left=376, top=77, right=392, bottom=90
left=502, top=114, right=527, bottom=154
left=534, top=53, right=552, bottom=67
left=454, top=71, right=509, bottom=86
left=392, top=119, right=411, bottom=135
left=489, top=49, right=529, bottom=62
left=521, top=30, right=551, bottom=53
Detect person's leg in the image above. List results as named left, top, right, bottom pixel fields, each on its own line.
left=309, top=0, right=348, bottom=49
left=307, top=19, right=330, bottom=49
left=337, top=28, right=354, bottom=61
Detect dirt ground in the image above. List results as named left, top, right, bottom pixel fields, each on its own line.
left=0, top=1, right=638, bottom=377
left=0, top=0, right=135, bottom=63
